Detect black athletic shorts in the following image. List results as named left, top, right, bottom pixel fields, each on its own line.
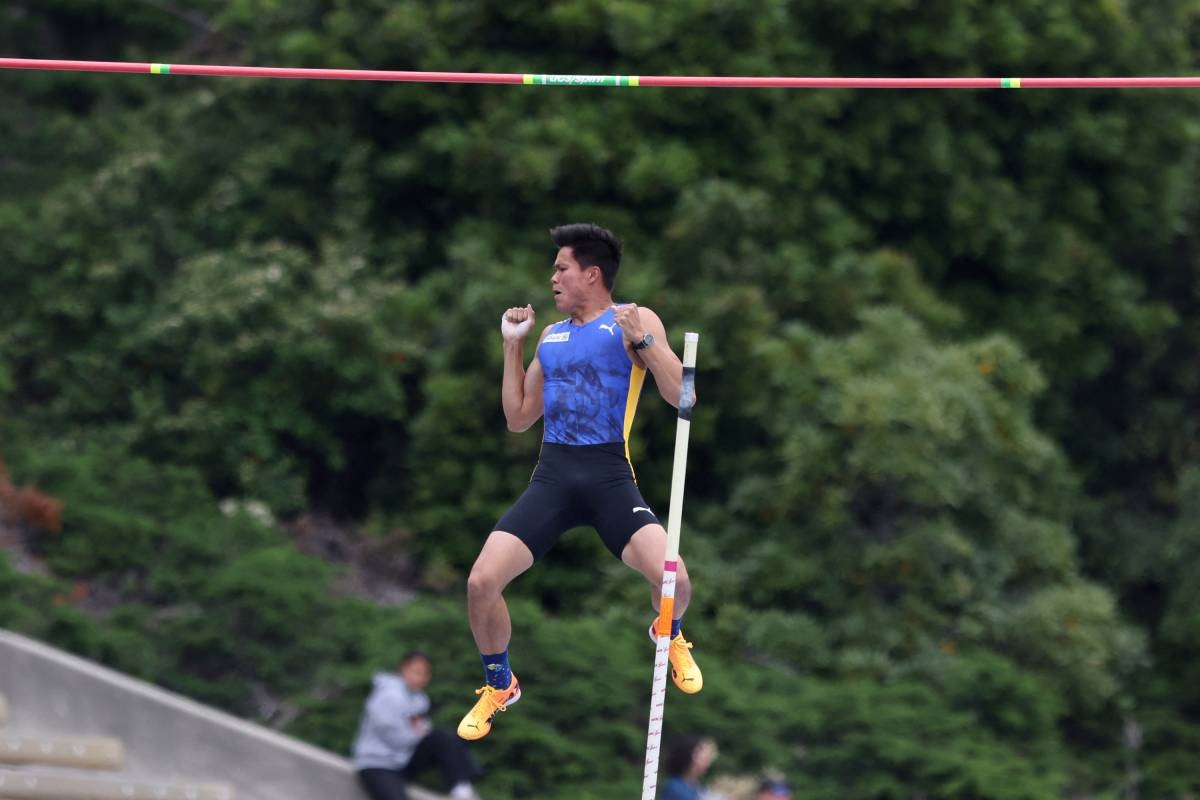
left=494, top=442, right=661, bottom=560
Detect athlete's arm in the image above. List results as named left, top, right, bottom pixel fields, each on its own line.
left=500, top=305, right=548, bottom=431
left=613, top=304, right=689, bottom=409
left=506, top=347, right=546, bottom=432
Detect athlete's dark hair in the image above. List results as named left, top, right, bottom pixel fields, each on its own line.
left=550, top=223, right=623, bottom=290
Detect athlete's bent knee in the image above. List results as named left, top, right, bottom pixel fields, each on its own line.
left=467, top=567, right=506, bottom=601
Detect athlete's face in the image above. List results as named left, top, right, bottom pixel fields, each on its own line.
left=551, top=246, right=600, bottom=312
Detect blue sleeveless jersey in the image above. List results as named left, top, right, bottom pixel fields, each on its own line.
left=538, top=307, right=647, bottom=449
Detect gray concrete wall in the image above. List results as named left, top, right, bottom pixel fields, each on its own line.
left=0, top=629, right=441, bottom=800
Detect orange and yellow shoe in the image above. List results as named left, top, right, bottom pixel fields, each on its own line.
left=456, top=675, right=521, bottom=741
left=649, top=622, right=704, bottom=694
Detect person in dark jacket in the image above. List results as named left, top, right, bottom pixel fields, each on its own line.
left=353, top=651, right=481, bottom=800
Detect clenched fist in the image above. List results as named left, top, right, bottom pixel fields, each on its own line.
left=501, top=304, right=536, bottom=342
left=611, top=303, right=646, bottom=344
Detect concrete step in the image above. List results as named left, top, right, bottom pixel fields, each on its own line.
left=0, top=736, right=123, bottom=769
left=1, top=630, right=359, bottom=800
left=0, top=770, right=233, bottom=800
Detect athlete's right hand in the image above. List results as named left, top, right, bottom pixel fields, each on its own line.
left=501, top=304, right=536, bottom=342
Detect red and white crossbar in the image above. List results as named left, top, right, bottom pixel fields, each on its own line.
left=3, top=59, right=1200, bottom=88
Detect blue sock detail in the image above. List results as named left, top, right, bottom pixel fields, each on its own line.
left=651, top=617, right=685, bottom=638
left=481, top=651, right=511, bottom=689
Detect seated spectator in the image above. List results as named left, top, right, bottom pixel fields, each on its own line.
left=353, top=651, right=482, bottom=800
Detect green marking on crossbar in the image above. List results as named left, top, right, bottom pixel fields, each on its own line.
left=523, top=74, right=639, bottom=86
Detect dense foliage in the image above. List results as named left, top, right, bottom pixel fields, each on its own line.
left=2, top=1, right=1199, bottom=797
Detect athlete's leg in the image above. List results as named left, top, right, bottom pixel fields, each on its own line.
left=460, top=450, right=578, bottom=740
left=621, top=523, right=703, bottom=693
left=620, top=523, right=692, bottom=616
left=466, top=531, right=534, bottom=654
left=458, top=531, right=532, bottom=741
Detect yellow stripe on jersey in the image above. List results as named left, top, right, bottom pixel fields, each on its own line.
left=623, top=363, right=647, bottom=472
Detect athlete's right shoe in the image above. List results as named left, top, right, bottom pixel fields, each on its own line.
left=457, top=674, right=521, bottom=741
left=648, top=622, right=704, bottom=694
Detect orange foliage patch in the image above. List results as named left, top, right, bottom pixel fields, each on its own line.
left=0, top=457, right=64, bottom=534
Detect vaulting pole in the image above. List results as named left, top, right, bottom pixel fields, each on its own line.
left=641, top=332, right=698, bottom=800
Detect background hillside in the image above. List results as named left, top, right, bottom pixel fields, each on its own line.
left=2, top=2, right=1199, bottom=797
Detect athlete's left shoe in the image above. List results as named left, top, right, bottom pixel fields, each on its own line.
left=648, top=621, right=704, bottom=694
left=457, top=674, right=521, bottom=741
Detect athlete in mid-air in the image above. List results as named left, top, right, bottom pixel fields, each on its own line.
left=457, top=223, right=702, bottom=741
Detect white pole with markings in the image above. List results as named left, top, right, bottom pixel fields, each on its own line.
left=641, top=331, right=699, bottom=800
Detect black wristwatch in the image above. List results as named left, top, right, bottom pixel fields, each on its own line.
left=632, top=333, right=654, bottom=351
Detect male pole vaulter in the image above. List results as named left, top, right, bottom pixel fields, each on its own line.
left=457, top=223, right=702, bottom=741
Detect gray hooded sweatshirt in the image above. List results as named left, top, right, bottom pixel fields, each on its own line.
left=352, top=672, right=432, bottom=770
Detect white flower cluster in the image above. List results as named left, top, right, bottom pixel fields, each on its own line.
left=218, top=498, right=275, bottom=527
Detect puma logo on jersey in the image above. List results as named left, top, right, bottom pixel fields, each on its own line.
left=599, top=323, right=618, bottom=336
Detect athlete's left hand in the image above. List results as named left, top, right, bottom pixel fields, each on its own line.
left=611, top=303, right=646, bottom=343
